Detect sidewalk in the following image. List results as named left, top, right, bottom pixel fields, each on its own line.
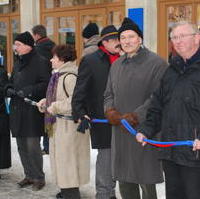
left=0, top=138, right=165, bottom=199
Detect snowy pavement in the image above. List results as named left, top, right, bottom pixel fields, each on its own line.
left=0, top=138, right=165, bottom=199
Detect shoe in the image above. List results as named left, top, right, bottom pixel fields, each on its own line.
left=61, top=188, right=80, bottom=199
left=56, top=192, right=63, bottom=199
left=17, top=178, right=34, bottom=188
left=42, top=149, right=49, bottom=155
left=110, top=197, right=117, bottom=199
left=32, top=180, right=45, bottom=191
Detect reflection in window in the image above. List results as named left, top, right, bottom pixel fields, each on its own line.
left=45, top=17, right=54, bottom=41
left=58, top=17, right=76, bottom=48
left=82, top=14, right=104, bottom=31
left=0, top=0, right=20, bottom=14
left=11, top=18, right=20, bottom=40
left=108, top=10, right=122, bottom=28
left=196, top=4, right=200, bottom=30
left=0, top=21, right=7, bottom=67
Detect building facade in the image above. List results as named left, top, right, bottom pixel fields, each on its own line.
left=0, top=0, right=199, bottom=72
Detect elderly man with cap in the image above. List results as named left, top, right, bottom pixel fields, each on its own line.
left=104, top=18, right=168, bottom=199
left=72, top=25, right=120, bottom=199
left=5, top=31, right=50, bottom=191
left=82, top=22, right=100, bottom=57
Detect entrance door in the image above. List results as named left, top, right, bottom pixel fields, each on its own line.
left=0, top=16, right=20, bottom=72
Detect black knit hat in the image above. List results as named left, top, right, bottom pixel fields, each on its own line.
left=15, top=31, right=34, bottom=47
left=82, top=23, right=99, bottom=39
left=118, top=17, right=143, bottom=39
left=99, top=25, right=118, bottom=43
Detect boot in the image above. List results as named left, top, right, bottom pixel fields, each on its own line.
left=61, top=188, right=81, bottom=199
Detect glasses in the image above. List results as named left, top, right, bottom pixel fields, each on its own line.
left=170, top=33, right=196, bottom=41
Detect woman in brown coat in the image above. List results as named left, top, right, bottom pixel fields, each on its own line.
left=37, top=45, right=90, bottom=199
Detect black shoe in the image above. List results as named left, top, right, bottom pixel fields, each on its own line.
left=56, top=192, right=63, bottom=199
left=110, top=197, right=117, bottom=199
left=61, top=188, right=80, bottom=199
left=42, top=149, right=49, bottom=155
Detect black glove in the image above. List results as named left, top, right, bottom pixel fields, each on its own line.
left=77, top=117, right=91, bottom=134
left=6, top=88, right=17, bottom=97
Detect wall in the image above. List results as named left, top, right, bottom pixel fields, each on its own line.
left=126, top=0, right=157, bottom=52
left=20, top=0, right=40, bottom=32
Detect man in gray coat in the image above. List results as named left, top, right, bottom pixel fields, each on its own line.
left=104, top=18, right=168, bottom=199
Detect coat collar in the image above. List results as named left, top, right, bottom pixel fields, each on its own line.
left=53, top=61, right=77, bottom=75
left=170, top=48, right=200, bottom=74
left=84, top=35, right=100, bottom=48
left=122, top=46, right=149, bottom=64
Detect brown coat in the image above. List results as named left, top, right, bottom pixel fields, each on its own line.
left=49, top=62, right=90, bottom=188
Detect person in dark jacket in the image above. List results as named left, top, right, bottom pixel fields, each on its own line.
left=5, top=31, right=50, bottom=191
left=136, top=21, right=200, bottom=199
left=32, top=24, right=55, bottom=155
left=0, top=65, right=11, bottom=177
left=72, top=25, right=120, bottom=199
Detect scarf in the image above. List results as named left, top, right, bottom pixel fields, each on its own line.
left=99, top=45, right=119, bottom=64
left=45, top=71, right=65, bottom=136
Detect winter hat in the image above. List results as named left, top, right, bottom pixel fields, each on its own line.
left=82, top=23, right=99, bottom=39
left=14, top=31, right=34, bottom=47
left=118, top=17, right=143, bottom=39
left=98, top=25, right=118, bottom=45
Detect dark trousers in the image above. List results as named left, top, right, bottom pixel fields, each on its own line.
left=119, top=182, right=157, bottom=199
left=42, top=134, right=49, bottom=153
left=16, top=137, right=45, bottom=181
left=163, top=160, right=200, bottom=199
left=96, top=149, right=116, bottom=199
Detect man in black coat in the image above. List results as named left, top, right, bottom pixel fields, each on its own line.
left=6, top=31, right=50, bottom=191
left=32, top=24, right=55, bottom=155
left=137, top=22, right=200, bottom=199
left=72, top=25, right=120, bottom=199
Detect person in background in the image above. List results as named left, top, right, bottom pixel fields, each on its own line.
left=0, top=64, right=11, bottom=179
left=37, top=44, right=90, bottom=199
left=136, top=21, right=200, bottom=199
left=32, top=24, right=55, bottom=155
left=32, top=24, right=55, bottom=61
left=5, top=31, right=50, bottom=191
left=82, top=22, right=100, bottom=57
left=72, top=25, right=120, bottom=199
left=104, top=17, right=167, bottom=199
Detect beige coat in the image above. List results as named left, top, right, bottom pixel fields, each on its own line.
left=49, top=62, right=90, bottom=188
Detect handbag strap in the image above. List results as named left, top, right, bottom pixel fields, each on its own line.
left=62, top=72, right=77, bottom=98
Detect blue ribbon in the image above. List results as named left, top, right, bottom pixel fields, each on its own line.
left=92, top=118, right=194, bottom=147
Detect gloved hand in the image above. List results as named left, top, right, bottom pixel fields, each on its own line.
left=121, top=112, right=139, bottom=128
left=77, top=116, right=91, bottom=134
left=6, top=88, right=17, bottom=97
left=105, top=108, right=122, bottom=125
